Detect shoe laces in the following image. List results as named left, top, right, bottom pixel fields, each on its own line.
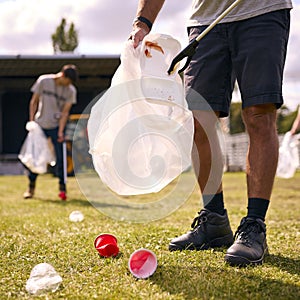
left=234, top=217, right=265, bottom=245
left=191, top=210, right=208, bottom=229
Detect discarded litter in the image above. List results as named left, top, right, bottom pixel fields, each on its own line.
left=25, top=263, right=62, bottom=295
left=69, top=210, right=84, bottom=222
left=128, top=248, right=157, bottom=279
left=94, top=233, right=119, bottom=258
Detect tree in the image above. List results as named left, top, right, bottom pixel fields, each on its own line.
left=51, top=18, right=79, bottom=54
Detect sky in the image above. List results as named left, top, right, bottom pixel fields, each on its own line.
left=0, top=0, right=300, bottom=109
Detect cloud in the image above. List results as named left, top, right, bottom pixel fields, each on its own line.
left=0, top=0, right=190, bottom=55
left=0, top=0, right=299, bottom=85
left=285, top=4, right=300, bottom=80
left=66, top=1, right=191, bottom=54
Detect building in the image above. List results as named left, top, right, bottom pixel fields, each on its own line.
left=0, top=54, right=120, bottom=174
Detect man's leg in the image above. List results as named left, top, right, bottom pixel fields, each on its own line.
left=23, top=170, right=38, bottom=199
left=169, top=21, right=236, bottom=251
left=54, top=138, right=67, bottom=200
left=169, top=110, right=233, bottom=251
left=192, top=110, right=229, bottom=214
left=225, top=104, right=278, bottom=266
left=224, top=7, right=290, bottom=266
left=192, top=111, right=223, bottom=197
left=46, top=128, right=67, bottom=200
left=243, top=104, right=278, bottom=202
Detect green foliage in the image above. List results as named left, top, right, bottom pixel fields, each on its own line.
left=229, top=102, right=245, bottom=134
left=0, top=173, right=299, bottom=299
left=276, top=105, right=299, bottom=134
left=51, top=18, right=79, bottom=53
left=229, top=103, right=299, bottom=135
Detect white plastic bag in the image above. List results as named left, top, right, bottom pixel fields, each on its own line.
left=88, top=33, right=194, bottom=195
left=19, top=121, right=56, bottom=174
left=26, top=263, right=62, bottom=295
left=69, top=210, right=84, bottom=222
left=276, top=132, right=300, bottom=178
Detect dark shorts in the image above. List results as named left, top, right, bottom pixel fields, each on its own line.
left=184, top=9, right=290, bottom=117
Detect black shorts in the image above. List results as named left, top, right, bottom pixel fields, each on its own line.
left=184, top=9, right=291, bottom=117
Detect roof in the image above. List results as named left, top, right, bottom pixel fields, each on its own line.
left=0, top=54, right=121, bottom=91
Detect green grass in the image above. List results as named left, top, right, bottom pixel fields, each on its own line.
left=0, top=172, right=299, bottom=300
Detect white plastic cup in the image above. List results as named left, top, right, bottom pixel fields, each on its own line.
left=128, top=248, right=157, bottom=279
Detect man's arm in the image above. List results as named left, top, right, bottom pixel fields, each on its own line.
left=29, top=93, right=40, bottom=121
left=58, top=102, right=73, bottom=143
left=131, top=0, right=165, bottom=48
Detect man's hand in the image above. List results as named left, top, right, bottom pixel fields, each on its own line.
left=130, top=0, right=165, bottom=46
left=130, top=22, right=150, bottom=48
left=57, top=132, right=65, bottom=143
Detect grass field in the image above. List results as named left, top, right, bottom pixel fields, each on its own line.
left=0, top=171, right=299, bottom=299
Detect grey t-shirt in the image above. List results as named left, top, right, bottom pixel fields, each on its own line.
left=31, top=74, right=77, bottom=129
left=188, top=0, right=293, bottom=26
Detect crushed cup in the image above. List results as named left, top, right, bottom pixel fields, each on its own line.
left=94, top=234, right=119, bottom=258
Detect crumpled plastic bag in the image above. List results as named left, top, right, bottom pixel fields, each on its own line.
left=69, top=210, right=84, bottom=222
left=25, top=263, right=62, bottom=295
left=88, top=33, right=194, bottom=195
left=276, top=132, right=300, bottom=178
left=18, top=121, right=56, bottom=174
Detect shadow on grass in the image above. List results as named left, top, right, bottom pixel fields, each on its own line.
left=92, top=202, right=145, bottom=210
left=33, top=197, right=145, bottom=211
left=151, top=264, right=300, bottom=300
left=266, top=254, right=300, bottom=276
left=34, top=197, right=92, bottom=207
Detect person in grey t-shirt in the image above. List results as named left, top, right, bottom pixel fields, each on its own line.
left=130, top=0, right=292, bottom=267
left=23, top=64, right=79, bottom=201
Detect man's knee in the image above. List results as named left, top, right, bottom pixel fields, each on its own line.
left=242, top=104, right=277, bottom=133
left=193, top=110, right=219, bottom=139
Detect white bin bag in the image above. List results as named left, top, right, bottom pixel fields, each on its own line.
left=19, top=121, right=56, bottom=174
left=276, top=132, right=300, bottom=179
left=88, top=34, right=194, bottom=195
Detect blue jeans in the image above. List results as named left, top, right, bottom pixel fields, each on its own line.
left=28, top=127, right=66, bottom=191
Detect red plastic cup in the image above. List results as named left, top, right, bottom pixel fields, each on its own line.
left=128, top=248, right=157, bottom=279
left=94, top=234, right=119, bottom=258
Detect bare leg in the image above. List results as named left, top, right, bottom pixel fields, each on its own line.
left=242, top=104, right=278, bottom=200
left=225, top=103, right=277, bottom=266
left=192, top=110, right=223, bottom=196
left=168, top=110, right=234, bottom=252
left=168, top=110, right=233, bottom=251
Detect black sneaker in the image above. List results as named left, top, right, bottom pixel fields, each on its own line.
left=224, top=217, right=268, bottom=266
left=169, top=209, right=234, bottom=251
